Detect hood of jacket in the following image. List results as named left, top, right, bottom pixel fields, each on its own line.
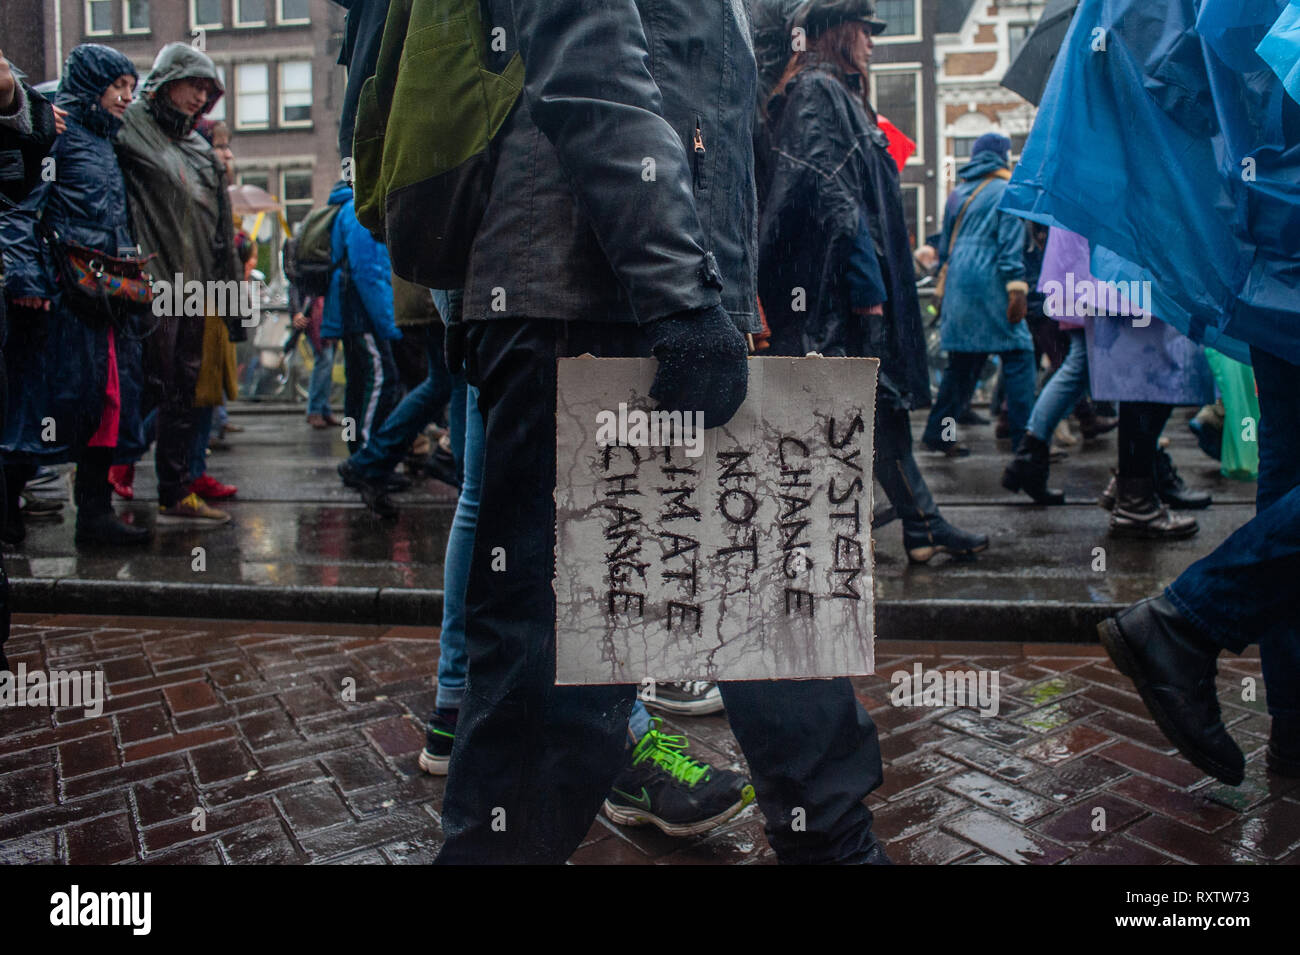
left=328, top=181, right=353, bottom=206
left=958, top=150, right=1010, bottom=181
left=54, top=43, right=138, bottom=138
left=140, top=42, right=224, bottom=132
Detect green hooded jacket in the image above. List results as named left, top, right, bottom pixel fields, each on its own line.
left=115, top=43, right=240, bottom=296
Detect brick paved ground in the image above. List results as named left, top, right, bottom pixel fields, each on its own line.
left=1, top=613, right=1297, bottom=865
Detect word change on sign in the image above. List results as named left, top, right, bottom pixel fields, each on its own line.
left=555, top=356, right=877, bottom=684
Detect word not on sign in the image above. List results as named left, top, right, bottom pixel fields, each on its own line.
left=555, top=356, right=877, bottom=684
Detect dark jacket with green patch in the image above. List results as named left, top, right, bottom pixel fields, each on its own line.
left=463, top=0, right=760, bottom=331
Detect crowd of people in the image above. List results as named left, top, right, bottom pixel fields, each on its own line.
left=1, top=0, right=1296, bottom=863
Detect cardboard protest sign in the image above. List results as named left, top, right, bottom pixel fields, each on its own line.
left=555, top=356, right=877, bottom=685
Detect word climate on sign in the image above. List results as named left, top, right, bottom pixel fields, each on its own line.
left=554, top=356, right=878, bottom=684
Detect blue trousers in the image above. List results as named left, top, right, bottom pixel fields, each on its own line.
left=1026, top=329, right=1089, bottom=442
left=307, top=340, right=335, bottom=418
left=1167, top=346, right=1300, bottom=717
left=924, top=349, right=1036, bottom=445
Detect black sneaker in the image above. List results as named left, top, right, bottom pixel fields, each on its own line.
left=418, top=712, right=456, bottom=776
left=644, top=681, right=724, bottom=716
left=603, top=719, right=754, bottom=837
left=338, top=461, right=399, bottom=519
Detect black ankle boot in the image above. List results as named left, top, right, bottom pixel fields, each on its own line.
left=74, top=511, right=151, bottom=546
left=1098, top=595, right=1244, bottom=785
left=1110, top=476, right=1198, bottom=539
left=1002, top=432, right=1065, bottom=505
left=1155, top=448, right=1212, bottom=510
left=1268, top=715, right=1300, bottom=778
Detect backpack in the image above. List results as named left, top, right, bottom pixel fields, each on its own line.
left=352, top=0, right=524, bottom=288
left=290, top=203, right=345, bottom=298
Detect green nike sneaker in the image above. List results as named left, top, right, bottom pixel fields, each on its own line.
left=602, top=719, right=755, bottom=837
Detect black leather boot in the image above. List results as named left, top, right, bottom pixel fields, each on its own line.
left=1155, top=448, right=1212, bottom=510
left=1109, top=476, right=1198, bottom=539
left=1002, top=432, right=1065, bottom=505
left=75, top=511, right=151, bottom=546
left=1098, top=595, right=1244, bottom=785
left=1268, top=715, right=1300, bottom=778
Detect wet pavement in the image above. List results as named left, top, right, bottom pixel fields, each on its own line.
left=2, top=614, right=1295, bottom=865
left=2, top=403, right=1257, bottom=639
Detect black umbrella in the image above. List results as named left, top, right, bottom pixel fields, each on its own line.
left=1001, top=0, right=1080, bottom=106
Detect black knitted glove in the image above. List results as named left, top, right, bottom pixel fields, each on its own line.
left=648, top=304, right=749, bottom=429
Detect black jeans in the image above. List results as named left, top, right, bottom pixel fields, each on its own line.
left=1117, top=401, right=1173, bottom=479
left=145, top=314, right=204, bottom=507
left=435, top=319, right=884, bottom=864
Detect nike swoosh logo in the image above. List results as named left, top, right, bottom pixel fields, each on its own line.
left=612, top=787, right=652, bottom=809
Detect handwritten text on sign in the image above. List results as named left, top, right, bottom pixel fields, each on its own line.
left=554, top=356, right=877, bottom=684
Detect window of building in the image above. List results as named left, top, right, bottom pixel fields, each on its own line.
left=123, top=0, right=150, bottom=33
left=278, top=0, right=311, bottom=24
left=282, top=169, right=314, bottom=230
left=239, top=170, right=270, bottom=192
left=86, top=0, right=113, bottom=35
left=236, top=0, right=268, bottom=27
left=1008, top=22, right=1034, bottom=63
left=875, top=0, right=919, bottom=42
left=279, top=61, right=312, bottom=126
left=235, top=63, right=270, bottom=129
left=192, top=0, right=223, bottom=29
left=952, top=136, right=976, bottom=161
left=871, top=68, right=923, bottom=162
left=900, top=184, right=924, bottom=249
left=207, top=65, right=227, bottom=121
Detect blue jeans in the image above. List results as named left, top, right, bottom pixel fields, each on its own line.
left=307, top=340, right=335, bottom=418
left=190, top=406, right=214, bottom=479
left=1026, top=329, right=1089, bottom=442
left=349, top=333, right=453, bottom=483
left=1166, top=346, right=1300, bottom=717
left=924, top=349, right=1037, bottom=445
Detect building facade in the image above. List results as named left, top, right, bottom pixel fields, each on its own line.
left=41, top=0, right=347, bottom=276
left=869, top=0, right=939, bottom=248
left=935, top=0, right=1045, bottom=214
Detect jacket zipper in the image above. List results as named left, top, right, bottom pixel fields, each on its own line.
left=692, top=116, right=706, bottom=190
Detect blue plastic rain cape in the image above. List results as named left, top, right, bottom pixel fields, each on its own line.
left=1257, top=0, right=1300, bottom=102
left=1000, top=0, right=1300, bottom=367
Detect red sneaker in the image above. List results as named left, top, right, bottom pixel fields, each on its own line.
left=108, top=464, right=134, bottom=500
left=189, top=473, right=238, bottom=500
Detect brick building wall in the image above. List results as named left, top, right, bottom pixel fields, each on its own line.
left=41, top=0, right=347, bottom=278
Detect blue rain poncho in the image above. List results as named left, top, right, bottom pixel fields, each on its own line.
left=1000, top=0, right=1300, bottom=367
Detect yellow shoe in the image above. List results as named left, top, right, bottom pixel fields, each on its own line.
left=157, top=492, right=231, bottom=525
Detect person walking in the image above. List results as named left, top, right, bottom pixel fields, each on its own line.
left=920, top=133, right=1034, bottom=459
left=434, top=0, right=890, bottom=864
left=336, top=276, right=448, bottom=517
left=115, top=42, right=241, bottom=525
left=0, top=44, right=59, bottom=669
left=0, top=43, right=150, bottom=548
left=318, top=181, right=401, bottom=456
left=758, top=0, right=988, bottom=565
